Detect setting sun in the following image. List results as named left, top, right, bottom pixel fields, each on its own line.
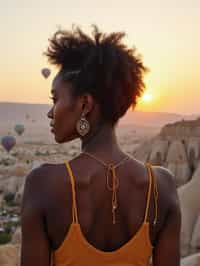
left=141, top=92, right=153, bottom=103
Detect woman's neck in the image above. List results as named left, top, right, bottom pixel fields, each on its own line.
left=81, top=121, right=121, bottom=157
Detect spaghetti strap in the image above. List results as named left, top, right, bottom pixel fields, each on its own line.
left=65, top=160, right=79, bottom=224
left=151, top=165, right=158, bottom=226
left=144, top=163, right=158, bottom=226
left=144, top=163, right=152, bottom=223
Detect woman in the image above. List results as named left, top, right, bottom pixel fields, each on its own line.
left=20, top=25, right=181, bottom=266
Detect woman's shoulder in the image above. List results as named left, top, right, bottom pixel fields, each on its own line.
left=150, top=164, right=179, bottom=213
left=28, top=162, right=65, bottom=176
left=24, top=162, right=66, bottom=192
left=22, top=162, right=68, bottom=210
left=151, top=164, right=176, bottom=192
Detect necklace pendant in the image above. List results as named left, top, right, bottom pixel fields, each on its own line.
left=113, top=204, right=117, bottom=210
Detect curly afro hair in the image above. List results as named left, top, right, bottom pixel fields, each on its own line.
left=44, top=24, right=148, bottom=126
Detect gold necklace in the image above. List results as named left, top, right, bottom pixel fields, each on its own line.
left=80, top=151, right=131, bottom=224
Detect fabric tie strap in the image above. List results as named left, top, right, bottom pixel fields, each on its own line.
left=81, top=151, right=130, bottom=224
left=106, top=164, right=120, bottom=224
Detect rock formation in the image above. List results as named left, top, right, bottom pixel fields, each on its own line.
left=134, top=117, right=200, bottom=259
left=0, top=244, right=20, bottom=266
left=181, top=253, right=200, bottom=266
left=179, top=164, right=200, bottom=256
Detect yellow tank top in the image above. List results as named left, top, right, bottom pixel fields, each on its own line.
left=51, top=161, right=158, bottom=266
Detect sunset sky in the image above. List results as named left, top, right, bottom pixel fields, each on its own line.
left=0, top=0, right=199, bottom=115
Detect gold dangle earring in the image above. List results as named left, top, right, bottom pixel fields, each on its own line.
left=76, top=113, right=90, bottom=136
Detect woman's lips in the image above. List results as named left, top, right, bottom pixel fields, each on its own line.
left=51, top=127, right=55, bottom=133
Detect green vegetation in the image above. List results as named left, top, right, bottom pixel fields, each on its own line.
left=0, top=221, right=19, bottom=245
left=3, top=192, right=17, bottom=206
left=0, top=232, right=12, bottom=244
left=4, top=222, right=13, bottom=234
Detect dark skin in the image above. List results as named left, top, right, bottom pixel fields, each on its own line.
left=20, top=74, right=181, bottom=266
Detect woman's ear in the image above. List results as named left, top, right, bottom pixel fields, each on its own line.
left=81, top=93, right=94, bottom=115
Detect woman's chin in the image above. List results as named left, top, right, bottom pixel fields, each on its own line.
left=52, top=131, right=79, bottom=143
left=54, top=133, right=70, bottom=144
left=54, top=135, right=64, bottom=143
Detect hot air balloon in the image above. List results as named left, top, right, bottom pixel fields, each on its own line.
left=14, top=124, right=25, bottom=136
left=1, top=135, right=16, bottom=152
left=41, top=68, right=51, bottom=79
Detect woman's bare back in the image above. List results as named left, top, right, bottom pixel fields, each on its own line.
left=38, top=154, right=170, bottom=252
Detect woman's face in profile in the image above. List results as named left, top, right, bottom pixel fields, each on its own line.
left=47, top=75, right=81, bottom=143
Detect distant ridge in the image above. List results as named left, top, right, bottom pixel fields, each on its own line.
left=0, top=102, right=50, bottom=125
left=0, top=101, right=199, bottom=128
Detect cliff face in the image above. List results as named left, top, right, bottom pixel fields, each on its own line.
left=134, top=117, right=200, bottom=187
left=134, top=117, right=200, bottom=258
left=160, top=118, right=200, bottom=138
